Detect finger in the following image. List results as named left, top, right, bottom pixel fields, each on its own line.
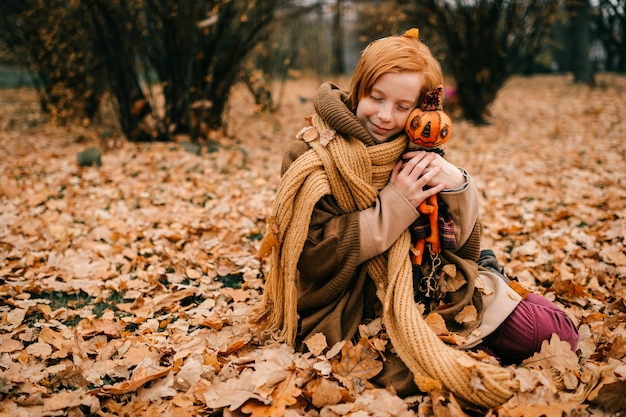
left=402, top=150, right=426, bottom=161
left=402, top=151, right=429, bottom=166
left=416, top=165, right=443, bottom=185
left=423, top=182, right=446, bottom=198
left=390, top=159, right=402, bottom=182
left=401, top=152, right=430, bottom=174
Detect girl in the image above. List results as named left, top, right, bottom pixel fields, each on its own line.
left=253, top=29, right=578, bottom=403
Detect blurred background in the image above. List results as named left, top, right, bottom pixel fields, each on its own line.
left=0, top=0, right=623, bottom=141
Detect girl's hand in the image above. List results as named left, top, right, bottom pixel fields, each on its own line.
left=390, top=152, right=445, bottom=207
left=402, top=150, right=465, bottom=190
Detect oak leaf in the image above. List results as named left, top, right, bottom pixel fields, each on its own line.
left=0, top=334, right=23, bottom=353
left=523, top=334, right=579, bottom=390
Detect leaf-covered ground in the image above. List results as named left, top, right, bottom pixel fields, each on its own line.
left=1, top=75, right=625, bottom=417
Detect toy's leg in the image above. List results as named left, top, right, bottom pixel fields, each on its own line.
left=415, top=195, right=439, bottom=264
left=425, top=195, right=440, bottom=254
left=417, top=195, right=440, bottom=258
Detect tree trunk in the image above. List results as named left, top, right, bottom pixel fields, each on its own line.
left=568, top=0, right=595, bottom=84
left=417, top=0, right=559, bottom=125
left=87, top=0, right=166, bottom=142
left=331, top=0, right=345, bottom=75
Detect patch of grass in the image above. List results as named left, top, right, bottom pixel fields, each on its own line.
left=158, top=274, right=171, bottom=288
left=63, top=314, right=83, bottom=327
left=180, top=293, right=205, bottom=307
left=91, top=290, right=126, bottom=317
left=217, top=273, right=244, bottom=289
left=88, top=374, right=126, bottom=390
left=125, top=322, right=140, bottom=332
left=92, top=301, right=119, bottom=318
left=22, top=310, right=47, bottom=328
left=249, top=233, right=264, bottom=241
left=30, top=290, right=92, bottom=310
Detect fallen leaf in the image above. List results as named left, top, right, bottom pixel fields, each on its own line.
left=425, top=312, right=448, bottom=335
left=304, top=332, right=328, bottom=357
left=0, top=335, right=23, bottom=353
left=92, top=365, right=171, bottom=395
left=522, top=334, right=580, bottom=390
left=440, top=264, right=466, bottom=293
left=241, top=371, right=302, bottom=416
left=203, top=368, right=269, bottom=411
left=310, top=378, right=343, bottom=408
left=591, top=379, right=626, bottom=413
left=500, top=402, right=585, bottom=417
left=331, top=338, right=382, bottom=395
left=454, top=305, right=478, bottom=323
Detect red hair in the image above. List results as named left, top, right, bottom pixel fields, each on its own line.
left=347, top=34, right=443, bottom=112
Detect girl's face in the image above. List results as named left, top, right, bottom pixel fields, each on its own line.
left=356, top=72, right=424, bottom=143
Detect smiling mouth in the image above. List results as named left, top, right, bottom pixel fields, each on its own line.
left=371, top=122, right=389, bottom=134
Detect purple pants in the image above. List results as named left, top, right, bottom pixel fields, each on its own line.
left=479, top=293, right=579, bottom=365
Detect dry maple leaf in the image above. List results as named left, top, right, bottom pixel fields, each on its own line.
left=331, top=337, right=383, bottom=396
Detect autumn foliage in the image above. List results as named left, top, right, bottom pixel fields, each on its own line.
left=1, top=75, right=626, bottom=416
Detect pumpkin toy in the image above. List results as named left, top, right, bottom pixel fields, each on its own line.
left=405, top=85, right=453, bottom=265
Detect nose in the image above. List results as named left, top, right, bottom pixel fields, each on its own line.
left=378, top=103, right=393, bottom=122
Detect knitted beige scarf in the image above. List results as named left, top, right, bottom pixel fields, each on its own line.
left=253, top=84, right=518, bottom=409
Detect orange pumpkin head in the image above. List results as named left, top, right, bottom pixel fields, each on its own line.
left=405, top=86, right=452, bottom=149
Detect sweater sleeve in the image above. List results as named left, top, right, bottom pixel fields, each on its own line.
left=439, top=169, right=480, bottom=248
left=358, top=183, right=420, bottom=263
left=296, top=195, right=362, bottom=311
